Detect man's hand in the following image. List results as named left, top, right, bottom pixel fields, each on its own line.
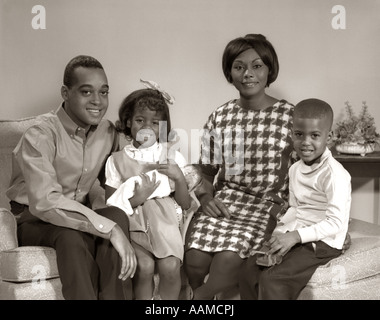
left=109, top=224, right=137, bottom=281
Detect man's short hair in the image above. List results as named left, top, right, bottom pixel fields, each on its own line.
left=63, top=55, right=104, bottom=88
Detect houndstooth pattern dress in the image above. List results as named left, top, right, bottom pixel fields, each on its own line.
left=186, top=99, right=295, bottom=259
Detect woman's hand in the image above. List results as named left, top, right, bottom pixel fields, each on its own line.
left=109, top=224, right=137, bottom=281
left=199, top=193, right=231, bottom=219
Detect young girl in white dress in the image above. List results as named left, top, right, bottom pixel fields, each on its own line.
left=105, top=80, right=191, bottom=300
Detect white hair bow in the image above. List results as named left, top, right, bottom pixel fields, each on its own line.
left=140, top=79, right=175, bottom=105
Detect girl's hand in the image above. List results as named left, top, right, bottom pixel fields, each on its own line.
left=156, top=162, right=184, bottom=182
left=130, top=172, right=160, bottom=207
left=157, top=161, right=192, bottom=210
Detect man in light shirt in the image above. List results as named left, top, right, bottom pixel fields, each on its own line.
left=7, top=55, right=137, bottom=299
left=240, top=98, right=351, bottom=299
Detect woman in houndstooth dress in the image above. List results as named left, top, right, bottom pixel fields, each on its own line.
left=184, top=34, right=296, bottom=299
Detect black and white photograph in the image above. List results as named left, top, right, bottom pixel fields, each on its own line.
left=0, top=0, right=379, bottom=311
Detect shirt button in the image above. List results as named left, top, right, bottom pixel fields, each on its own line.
left=78, top=189, right=81, bottom=192
left=84, top=168, right=88, bottom=172
left=99, top=224, right=104, bottom=229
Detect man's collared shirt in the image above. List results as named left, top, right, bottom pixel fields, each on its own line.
left=6, top=105, right=119, bottom=237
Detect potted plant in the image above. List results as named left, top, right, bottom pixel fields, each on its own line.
left=334, top=101, right=380, bottom=156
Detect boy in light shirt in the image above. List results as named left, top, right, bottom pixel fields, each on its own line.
left=240, top=98, right=352, bottom=299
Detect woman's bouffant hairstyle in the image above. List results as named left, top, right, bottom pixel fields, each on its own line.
left=116, top=89, right=172, bottom=139
left=222, top=34, right=279, bottom=87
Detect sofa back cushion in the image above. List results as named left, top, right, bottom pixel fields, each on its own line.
left=0, top=117, right=38, bottom=209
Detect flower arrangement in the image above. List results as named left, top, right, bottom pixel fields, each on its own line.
left=334, top=101, right=380, bottom=156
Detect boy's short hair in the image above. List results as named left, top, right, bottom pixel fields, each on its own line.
left=294, top=99, right=334, bottom=130
left=222, top=34, right=279, bottom=87
left=63, top=55, right=104, bottom=88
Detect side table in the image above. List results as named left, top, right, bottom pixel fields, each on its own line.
left=332, top=149, right=380, bottom=224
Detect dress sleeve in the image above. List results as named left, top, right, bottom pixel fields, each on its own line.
left=198, top=113, right=220, bottom=177
left=105, top=155, right=123, bottom=189
left=16, top=126, right=116, bottom=238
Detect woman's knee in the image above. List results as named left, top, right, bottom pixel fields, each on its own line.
left=214, top=251, right=244, bottom=272
left=185, top=249, right=212, bottom=270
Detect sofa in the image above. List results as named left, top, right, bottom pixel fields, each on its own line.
left=0, top=117, right=64, bottom=299
left=1, top=117, right=380, bottom=300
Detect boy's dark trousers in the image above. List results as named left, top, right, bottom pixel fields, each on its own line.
left=239, top=241, right=342, bottom=300
left=15, top=204, right=132, bottom=300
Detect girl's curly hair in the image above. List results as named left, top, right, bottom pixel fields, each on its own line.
left=116, top=88, right=172, bottom=139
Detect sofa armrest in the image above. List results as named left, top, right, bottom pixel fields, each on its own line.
left=0, top=208, right=18, bottom=251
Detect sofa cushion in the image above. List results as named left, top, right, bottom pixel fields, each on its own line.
left=306, top=236, right=380, bottom=287
left=0, top=277, right=63, bottom=300
left=298, top=218, right=380, bottom=299
left=0, top=208, right=18, bottom=251
left=299, top=273, right=380, bottom=300
left=0, top=246, right=59, bottom=282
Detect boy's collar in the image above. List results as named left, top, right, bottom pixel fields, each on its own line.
left=300, top=147, right=331, bottom=173
left=57, top=103, right=97, bottom=137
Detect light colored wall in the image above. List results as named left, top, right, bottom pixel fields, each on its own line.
left=1, top=0, right=379, bottom=224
